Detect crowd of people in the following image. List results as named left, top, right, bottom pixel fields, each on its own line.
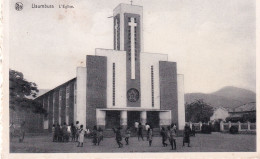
left=50, top=121, right=193, bottom=150
left=10, top=120, right=193, bottom=151
left=52, top=121, right=104, bottom=147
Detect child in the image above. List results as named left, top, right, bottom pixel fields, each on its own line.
left=77, top=125, right=84, bottom=147
left=148, top=128, right=153, bottom=146
left=125, top=127, right=131, bottom=145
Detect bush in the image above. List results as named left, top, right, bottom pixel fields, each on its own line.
left=229, top=126, right=238, bottom=134
left=201, top=124, right=212, bottom=134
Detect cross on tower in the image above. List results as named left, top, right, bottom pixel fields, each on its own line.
left=128, top=17, right=137, bottom=79
left=130, top=0, right=133, bottom=5
left=114, top=19, right=118, bottom=50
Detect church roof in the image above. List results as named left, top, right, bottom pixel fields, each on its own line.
left=34, top=77, right=76, bottom=100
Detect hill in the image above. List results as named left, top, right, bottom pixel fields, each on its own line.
left=185, top=86, right=256, bottom=109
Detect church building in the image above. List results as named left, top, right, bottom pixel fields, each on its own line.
left=36, top=3, right=186, bottom=132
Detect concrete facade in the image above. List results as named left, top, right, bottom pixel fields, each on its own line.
left=86, top=56, right=107, bottom=128
left=35, top=3, right=186, bottom=132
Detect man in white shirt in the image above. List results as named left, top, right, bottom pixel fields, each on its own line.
left=145, top=123, right=150, bottom=141
left=134, top=121, right=139, bottom=133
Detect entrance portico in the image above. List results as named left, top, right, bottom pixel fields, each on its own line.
left=96, top=109, right=171, bottom=129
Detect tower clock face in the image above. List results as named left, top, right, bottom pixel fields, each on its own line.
left=127, top=88, right=139, bottom=102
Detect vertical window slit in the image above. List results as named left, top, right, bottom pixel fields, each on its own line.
left=113, top=63, right=116, bottom=106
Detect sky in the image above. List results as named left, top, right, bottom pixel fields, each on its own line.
left=9, top=0, right=256, bottom=93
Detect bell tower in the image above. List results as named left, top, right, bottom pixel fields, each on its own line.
left=113, top=4, right=143, bottom=107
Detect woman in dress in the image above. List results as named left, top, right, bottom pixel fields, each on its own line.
left=183, top=124, right=191, bottom=147
left=77, top=125, right=84, bottom=147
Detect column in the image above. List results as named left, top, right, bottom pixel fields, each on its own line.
left=120, top=110, right=127, bottom=129
left=140, top=111, right=147, bottom=126
left=238, top=121, right=241, bottom=131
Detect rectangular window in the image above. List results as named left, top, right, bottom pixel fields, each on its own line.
left=65, top=85, right=69, bottom=124
left=47, top=95, right=50, bottom=118
left=52, top=92, right=55, bottom=124
left=66, top=85, right=69, bottom=107
left=151, top=66, right=154, bottom=107
left=113, top=63, right=116, bottom=106
left=74, top=82, right=77, bottom=104
left=58, top=89, right=62, bottom=124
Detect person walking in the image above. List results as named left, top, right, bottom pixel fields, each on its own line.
left=125, top=127, right=131, bottom=145
left=148, top=128, right=153, bottom=146
left=113, top=127, right=123, bottom=148
left=160, top=127, right=168, bottom=147
left=77, top=125, right=84, bottom=147
left=138, top=122, right=144, bottom=141
left=183, top=124, right=191, bottom=147
left=168, top=125, right=177, bottom=150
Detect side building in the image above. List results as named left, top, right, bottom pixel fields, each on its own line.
left=35, top=78, right=76, bottom=132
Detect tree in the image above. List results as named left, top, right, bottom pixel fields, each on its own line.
left=9, top=69, right=47, bottom=115
left=185, top=99, right=213, bottom=123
